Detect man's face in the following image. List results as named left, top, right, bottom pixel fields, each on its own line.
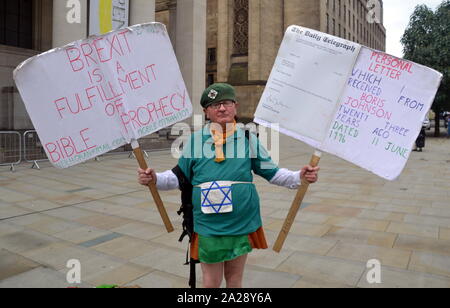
left=204, top=100, right=238, bottom=126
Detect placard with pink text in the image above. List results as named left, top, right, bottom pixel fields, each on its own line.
left=255, top=25, right=442, bottom=181
left=14, top=23, right=192, bottom=169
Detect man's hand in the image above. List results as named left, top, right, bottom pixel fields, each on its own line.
left=300, top=166, right=320, bottom=184
left=138, top=168, right=157, bottom=186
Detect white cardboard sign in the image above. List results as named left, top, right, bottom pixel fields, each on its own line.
left=255, top=25, right=442, bottom=181
left=14, top=23, right=192, bottom=169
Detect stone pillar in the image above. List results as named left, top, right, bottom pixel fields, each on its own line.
left=52, top=0, right=88, bottom=48
left=249, top=0, right=283, bottom=82
left=176, top=0, right=207, bottom=117
left=168, top=0, right=177, bottom=51
left=284, top=0, right=321, bottom=31
left=216, top=0, right=231, bottom=83
left=130, top=0, right=155, bottom=26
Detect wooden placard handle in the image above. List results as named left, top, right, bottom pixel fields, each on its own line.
left=132, top=141, right=174, bottom=233
left=273, top=151, right=322, bottom=253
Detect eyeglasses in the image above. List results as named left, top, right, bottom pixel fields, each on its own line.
left=208, top=101, right=235, bottom=110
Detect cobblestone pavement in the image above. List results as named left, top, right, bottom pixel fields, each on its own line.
left=0, top=134, right=449, bottom=288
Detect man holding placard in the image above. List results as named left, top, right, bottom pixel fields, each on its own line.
left=138, top=83, right=319, bottom=288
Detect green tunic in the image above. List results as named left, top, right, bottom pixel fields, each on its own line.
left=178, top=124, right=279, bottom=237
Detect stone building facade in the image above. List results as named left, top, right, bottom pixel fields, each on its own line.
left=156, top=0, right=386, bottom=121
left=0, top=0, right=385, bottom=129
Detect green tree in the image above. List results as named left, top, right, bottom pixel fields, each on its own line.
left=401, top=1, right=450, bottom=136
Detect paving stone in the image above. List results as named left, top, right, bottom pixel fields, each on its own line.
left=52, top=226, right=111, bottom=244
left=266, top=220, right=331, bottom=238
left=0, top=230, right=59, bottom=254
left=440, top=228, right=450, bottom=241
left=111, top=222, right=168, bottom=241
left=302, top=204, right=362, bottom=217
left=325, top=216, right=389, bottom=232
left=243, top=266, right=300, bottom=288
left=75, top=213, right=133, bottom=230
left=14, top=200, right=62, bottom=212
left=358, top=209, right=405, bottom=222
left=394, top=234, right=450, bottom=256
left=79, top=233, right=123, bottom=248
left=276, top=252, right=366, bottom=287
left=0, top=249, right=40, bottom=281
left=82, top=263, right=153, bottom=287
left=131, top=246, right=194, bottom=281
left=327, top=242, right=412, bottom=269
left=357, top=266, right=450, bottom=288
left=292, top=276, right=353, bottom=288
left=404, top=214, right=450, bottom=229
left=125, top=270, right=189, bottom=288
left=409, top=251, right=450, bottom=278
left=387, top=222, right=439, bottom=239
left=322, top=226, right=397, bottom=248
left=0, top=267, right=93, bottom=288
left=0, top=205, right=32, bottom=220
left=93, top=236, right=157, bottom=260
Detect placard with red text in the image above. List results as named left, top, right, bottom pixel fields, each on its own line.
left=14, top=23, right=192, bottom=169
left=255, top=25, right=442, bottom=181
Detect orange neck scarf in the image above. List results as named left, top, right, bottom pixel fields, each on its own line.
left=210, top=121, right=237, bottom=163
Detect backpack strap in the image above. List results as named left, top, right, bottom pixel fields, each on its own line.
left=172, top=165, right=198, bottom=289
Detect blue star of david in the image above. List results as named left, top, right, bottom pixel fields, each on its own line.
left=201, top=181, right=232, bottom=214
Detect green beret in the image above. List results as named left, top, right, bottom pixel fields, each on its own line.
left=200, top=83, right=236, bottom=108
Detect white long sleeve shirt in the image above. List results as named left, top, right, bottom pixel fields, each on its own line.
left=155, top=168, right=301, bottom=191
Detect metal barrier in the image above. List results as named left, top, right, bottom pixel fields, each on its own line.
left=0, top=131, right=22, bottom=172
left=23, top=130, right=48, bottom=169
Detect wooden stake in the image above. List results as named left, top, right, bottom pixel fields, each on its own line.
left=131, top=140, right=174, bottom=233
left=273, top=151, right=322, bottom=253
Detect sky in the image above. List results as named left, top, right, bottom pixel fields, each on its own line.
left=383, top=0, right=444, bottom=58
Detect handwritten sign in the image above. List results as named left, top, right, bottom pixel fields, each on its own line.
left=255, top=26, right=361, bottom=143
left=14, top=23, right=192, bottom=169
left=255, top=25, right=442, bottom=180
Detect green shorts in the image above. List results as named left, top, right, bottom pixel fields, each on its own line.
left=198, top=234, right=253, bottom=264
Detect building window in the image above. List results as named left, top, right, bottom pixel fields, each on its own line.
left=326, top=13, right=329, bottom=33
left=233, top=0, right=248, bottom=55
left=207, top=48, right=216, bottom=64
left=207, top=74, right=215, bottom=86
left=0, top=0, right=33, bottom=49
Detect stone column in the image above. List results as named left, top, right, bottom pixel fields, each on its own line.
left=175, top=0, right=207, bottom=117
left=216, top=0, right=231, bottom=83
left=52, top=0, right=88, bottom=48
left=130, top=0, right=155, bottom=26
left=168, top=0, right=178, bottom=51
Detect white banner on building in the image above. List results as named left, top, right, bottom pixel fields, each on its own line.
left=89, top=0, right=130, bottom=36
left=255, top=25, right=442, bottom=181
left=14, top=23, right=192, bottom=169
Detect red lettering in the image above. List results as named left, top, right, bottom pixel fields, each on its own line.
left=106, top=35, right=123, bottom=59
left=145, top=64, right=157, bottom=81
left=129, top=71, right=141, bottom=89
left=129, top=110, right=141, bottom=129
left=45, top=143, right=61, bottom=163
left=54, top=98, right=67, bottom=119
left=116, top=61, right=125, bottom=74
left=81, top=43, right=97, bottom=67
left=137, top=107, right=152, bottom=125
left=61, top=137, right=75, bottom=158
left=66, top=48, right=84, bottom=72
left=159, top=96, right=172, bottom=117
left=171, top=91, right=186, bottom=111
left=118, top=30, right=131, bottom=53
left=93, top=38, right=109, bottom=63
left=79, top=128, right=96, bottom=151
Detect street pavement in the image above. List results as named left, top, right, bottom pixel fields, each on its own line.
left=0, top=133, right=449, bottom=288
